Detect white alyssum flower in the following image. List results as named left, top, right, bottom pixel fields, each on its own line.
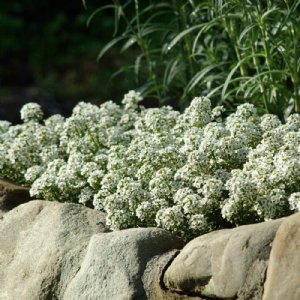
left=288, top=193, right=300, bottom=211
left=1, top=92, right=300, bottom=239
left=20, top=102, right=44, bottom=123
left=0, top=121, right=11, bottom=134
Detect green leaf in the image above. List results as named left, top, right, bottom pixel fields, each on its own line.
left=163, top=58, right=181, bottom=86
left=82, top=0, right=87, bottom=10
left=240, top=70, right=289, bottom=90
left=121, top=36, right=138, bottom=52
left=262, top=6, right=281, bottom=21
left=134, top=53, right=144, bottom=80
left=109, top=65, right=135, bottom=81
left=238, top=24, right=257, bottom=43
left=97, top=35, right=128, bottom=61
left=129, top=3, right=172, bottom=26
left=166, top=24, right=206, bottom=52
left=191, top=18, right=223, bottom=55
left=87, top=5, right=118, bottom=27
left=185, top=63, right=226, bottom=95
left=221, top=54, right=265, bottom=101
left=244, top=84, right=260, bottom=99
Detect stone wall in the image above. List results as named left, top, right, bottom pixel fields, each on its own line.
left=0, top=180, right=299, bottom=300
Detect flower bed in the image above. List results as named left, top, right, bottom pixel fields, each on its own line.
left=1, top=91, right=299, bottom=238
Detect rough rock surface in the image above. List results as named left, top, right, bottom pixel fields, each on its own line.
left=164, top=218, right=283, bottom=299
left=237, top=256, right=268, bottom=300
left=0, top=200, right=108, bottom=300
left=143, top=250, right=205, bottom=300
left=263, top=212, right=300, bottom=300
left=0, top=179, right=31, bottom=210
left=1, top=197, right=300, bottom=300
left=64, top=228, right=184, bottom=300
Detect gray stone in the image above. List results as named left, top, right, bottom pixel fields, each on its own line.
left=143, top=250, right=205, bottom=300
left=164, top=218, right=283, bottom=299
left=63, top=228, right=184, bottom=300
left=0, top=179, right=31, bottom=210
left=4, top=198, right=299, bottom=299
left=0, top=200, right=108, bottom=300
left=263, top=212, right=300, bottom=300
left=237, top=259, right=268, bottom=300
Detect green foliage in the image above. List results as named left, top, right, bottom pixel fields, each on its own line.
left=89, top=0, right=300, bottom=117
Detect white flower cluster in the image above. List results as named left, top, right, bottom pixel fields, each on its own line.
left=20, top=102, right=44, bottom=123
left=0, top=106, right=64, bottom=183
left=1, top=93, right=300, bottom=238
left=223, top=114, right=300, bottom=224
left=29, top=92, right=142, bottom=204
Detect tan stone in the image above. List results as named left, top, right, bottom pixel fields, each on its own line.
left=63, top=228, right=184, bottom=300
left=263, top=212, right=300, bottom=300
left=164, top=218, right=283, bottom=299
left=0, top=200, right=185, bottom=300
left=143, top=250, right=205, bottom=300
left=0, top=200, right=107, bottom=300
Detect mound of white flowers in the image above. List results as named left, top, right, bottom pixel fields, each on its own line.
left=1, top=91, right=300, bottom=238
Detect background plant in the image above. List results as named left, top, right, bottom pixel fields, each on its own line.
left=0, top=0, right=137, bottom=123
left=88, top=0, right=300, bottom=118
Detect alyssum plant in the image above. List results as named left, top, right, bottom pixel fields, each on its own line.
left=87, top=0, right=300, bottom=118
left=1, top=91, right=300, bottom=239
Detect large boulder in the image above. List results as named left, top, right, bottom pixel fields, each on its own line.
left=0, top=200, right=108, bottom=300
left=263, top=212, right=300, bottom=300
left=0, top=179, right=31, bottom=211
left=2, top=198, right=299, bottom=300
left=63, top=228, right=184, bottom=300
left=163, top=218, right=283, bottom=299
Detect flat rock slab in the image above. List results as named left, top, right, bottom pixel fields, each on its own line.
left=164, top=218, right=283, bottom=299
left=263, top=212, right=300, bottom=300
left=64, top=228, right=184, bottom=300
left=0, top=179, right=31, bottom=210
left=0, top=200, right=108, bottom=300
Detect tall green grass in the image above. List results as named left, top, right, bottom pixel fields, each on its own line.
left=86, top=0, right=300, bottom=118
